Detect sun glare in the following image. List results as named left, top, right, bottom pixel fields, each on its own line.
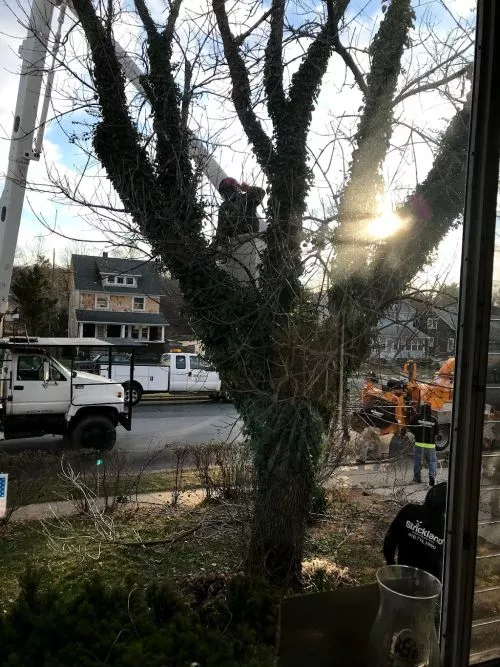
left=365, top=196, right=404, bottom=240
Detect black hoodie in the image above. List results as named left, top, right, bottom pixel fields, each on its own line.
left=383, top=483, right=447, bottom=579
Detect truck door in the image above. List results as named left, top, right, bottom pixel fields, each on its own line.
left=186, top=355, right=218, bottom=392
left=11, top=354, right=69, bottom=415
left=169, top=354, right=189, bottom=391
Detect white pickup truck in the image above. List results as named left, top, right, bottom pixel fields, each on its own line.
left=0, top=338, right=131, bottom=450
left=89, top=351, right=222, bottom=405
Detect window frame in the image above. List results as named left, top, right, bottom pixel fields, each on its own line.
left=440, top=3, right=500, bottom=664
left=132, top=296, right=145, bottom=311
left=95, top=294, right=110, bottom=310
left=16, top=355, right=46, bottom=381
left=175, top=355, right=186, bottom=370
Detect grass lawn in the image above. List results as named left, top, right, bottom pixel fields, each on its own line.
left=19, top=467, right=202, bottom=506
left=0, top=487, right=394, bottom=611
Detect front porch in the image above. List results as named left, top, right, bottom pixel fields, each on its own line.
left=79, top=322, right=166, bottom=341
left=75, top=309, right=169, bottom=342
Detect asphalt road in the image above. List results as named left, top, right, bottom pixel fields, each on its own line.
left=117, top=400, right=243, bottom=452
left=0, top=399, right=243, bottom=458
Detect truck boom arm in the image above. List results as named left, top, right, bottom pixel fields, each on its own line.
left=0, top=0, right=60, bottom=315
left=0, top=0, right=228, bottom=316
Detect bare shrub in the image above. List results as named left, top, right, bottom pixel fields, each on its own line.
left=192, top=441, right=254, bottom=501
left=171, top=445, right=190, bottom=507
left=315, top=425, right=351, bottom=487
left=58, top=448, right=161, bottom=513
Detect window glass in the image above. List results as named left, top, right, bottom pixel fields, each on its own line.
left=17, top=355, right=45, bottom=381
left=133, top=297, right=145, bottom=310
left=160, top=354, right=171, bottom=367
left=106, top=276, right=115, bottom=284
left=116, top=276, right=124, bottom=284
left=190, top=356, right=215, bottom=371
left=95, top=295, right=109, bottom=309
left=175, top=356, right=186, bottom=370
left=126, top=277, right=134, bottom=285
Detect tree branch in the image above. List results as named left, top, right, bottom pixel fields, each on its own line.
left=264, top=0, right=287, bottom=124
left=394, top=65, right=471, bottom=104
left=333, top=33, right=367, bottom=96
left=133, top=0, right=159, bottom=41
left=234, top=7, right=273, bottom=46
left=288, top=0, right=348, bottom=127
left=212, top=0, right=275, bottom=173
left=164, top=0, right=183, bottom=47
left=374, top=95, right=471, bottom=293
left=334, top=0, right=415, bottom=254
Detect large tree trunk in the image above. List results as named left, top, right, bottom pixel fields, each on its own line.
left=245, top=400, right=323, bottom=588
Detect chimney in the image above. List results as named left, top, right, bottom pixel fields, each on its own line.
left=102, top=251, right=108, bottom=258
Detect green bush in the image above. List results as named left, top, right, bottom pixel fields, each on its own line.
left=0, top=567, right=279, bottom=667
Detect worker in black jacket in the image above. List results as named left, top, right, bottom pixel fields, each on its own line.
left=383, top=482, right=447, bottom=580
left=408, top=402, right=440, bottom=486
left=215, top=177, right=265, bottom=246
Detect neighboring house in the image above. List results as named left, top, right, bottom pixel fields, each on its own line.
left=414, top=303, right=458, bottom=357
left=373, top=301, right=432, bottom=361
left=68, top=253, right=169, bottom=342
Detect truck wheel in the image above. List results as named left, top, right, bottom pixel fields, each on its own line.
left=71, top=415, right=116, bottom=451
left=435, top=425, right=450, bottom=452
left=123, top=381, right=142, bottom=406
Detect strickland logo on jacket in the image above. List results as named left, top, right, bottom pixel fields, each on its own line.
left=406, top=519, right=444, bottom=549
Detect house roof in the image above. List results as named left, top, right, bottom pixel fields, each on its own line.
left=76, top=310, right=169, bottom=325
left=71, top=255, right=165, bottom=295
left=432, top=305, right=458, bottom=331
left=378, top=318, right=431, bottom=341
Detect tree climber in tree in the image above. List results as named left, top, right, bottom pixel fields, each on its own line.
left=215, top=177, right=266, bottom=247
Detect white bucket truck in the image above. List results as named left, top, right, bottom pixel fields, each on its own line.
left=0, top=338, right=132, bottom=450
left=86, top=351, right=221, bottom=405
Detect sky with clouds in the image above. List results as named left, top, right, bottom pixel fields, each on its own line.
left=0, top=0, right=478, bottom=285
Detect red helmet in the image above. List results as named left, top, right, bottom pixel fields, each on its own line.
left=218, top=177, right=240, bottom=193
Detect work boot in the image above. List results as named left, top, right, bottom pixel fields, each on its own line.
left=429, top=475, right=436, bottom=487
left=413, top=476, right=421, bottom=484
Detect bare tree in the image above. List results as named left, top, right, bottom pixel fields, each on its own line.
left=8, top=0, right=475, bottom=587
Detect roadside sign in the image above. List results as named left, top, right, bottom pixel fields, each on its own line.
left=0, top=473, right=7, bottom=519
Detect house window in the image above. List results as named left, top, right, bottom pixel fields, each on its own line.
left=129, top=325, right=140, bottom=339
left=447, top=337, right=455, bottom=353
left=95, top=295, right=109, bottom=310
left=104, top=274, right=137, bottom=287
left=133, top=297, right=145, bottom=311
left=428, top=337, right=434, bottom=347
left=427, top=317, right=438, bottom=330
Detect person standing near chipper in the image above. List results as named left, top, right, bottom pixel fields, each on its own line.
left=408, top=403, right=439, bottom=486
